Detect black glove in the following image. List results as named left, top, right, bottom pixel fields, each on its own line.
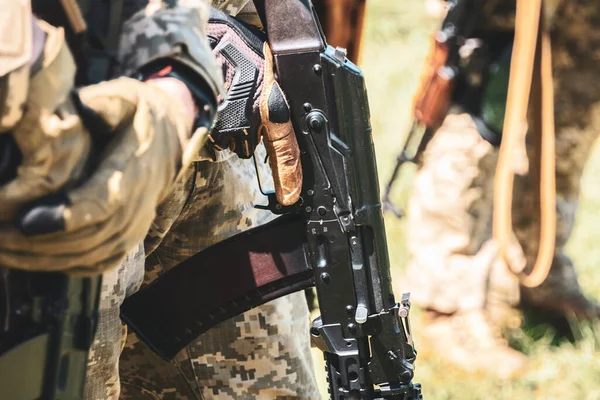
left=204, top=8, right=303, bottom=206
left=205, top=8, right=268, bottom=159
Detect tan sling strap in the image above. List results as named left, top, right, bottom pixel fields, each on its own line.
left=493, top=0, right=556, bottom=288
left=59, top=0, right=88, bottom=33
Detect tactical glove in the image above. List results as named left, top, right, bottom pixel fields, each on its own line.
left=0, top=20, right=90, bottom=221
left=206, top=10, right=302, bottom=206
left=0, top=1, right=220, bottom=275
left=0, top=77, right=206, bottom=275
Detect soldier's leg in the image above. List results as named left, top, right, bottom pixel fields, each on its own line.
left=513, top=2, right=600, bottom=319
left=406, top=112, right=519, bottom=314
left=120, top=147, right=320, bottom=399
left=84, top=243, right=145, bottom=400
left=185, top=292, right=316, bottom=399
left=119, top=273, right=316, bottom=400
left=405, top=112, right=524, bottom=377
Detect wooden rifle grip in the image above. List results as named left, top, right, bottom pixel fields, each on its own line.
left=412, top=35, right=453, bottom=129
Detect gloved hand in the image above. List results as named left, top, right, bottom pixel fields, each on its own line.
left=0, top=3, right=218, bottom=275
left=205, top=9, right=302, bottom=206
left=0, top=76, right=204, bottom=275
left=0, top=19, right=91, bottom=221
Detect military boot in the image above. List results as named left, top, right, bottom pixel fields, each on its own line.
left=419, top=310, right=527, bottom=379
left=521, top=255, right=600, bottom=320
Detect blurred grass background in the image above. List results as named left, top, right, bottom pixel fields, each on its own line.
left=311, top=0, right=600, bottom=398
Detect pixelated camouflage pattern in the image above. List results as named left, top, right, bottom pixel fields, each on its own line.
left=84, top=1, right=319, bottom=398
left=85, top=243, right=145, bottom=400
left=119, top=145, right=319, bottom=399
left=120, top=293, right=317, bottom=400
left=212, top=0, right=252, bottom=18
left=146, top=144, right=276, bottom=268
left=87, top=153, right=319, bottom=399
left=144, top=165, right=196, bottom=256
left=117, top=0, right=224, bottom=100
left=407, top=0, right=600, bottom=318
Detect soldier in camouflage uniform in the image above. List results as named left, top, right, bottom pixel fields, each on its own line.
left=87, top=147, right=318, bottom=400
left=83, top=1, right=320, bottom=399
left=405, top=0, right=600, bottom=378
left=118, top=151, right=317, bottom=398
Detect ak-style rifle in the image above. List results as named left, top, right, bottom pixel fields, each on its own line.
left=122, top=1, right=422, bottom=398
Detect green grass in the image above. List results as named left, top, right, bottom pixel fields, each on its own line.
left=311, top=1, right=600, bottom=398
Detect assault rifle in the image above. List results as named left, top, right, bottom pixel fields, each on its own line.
left=121, top=1, right=422, bottom=398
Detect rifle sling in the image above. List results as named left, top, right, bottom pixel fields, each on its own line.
left=120, top=215, right=313, bottom=361
left=493, top=0, right=556, bottom=288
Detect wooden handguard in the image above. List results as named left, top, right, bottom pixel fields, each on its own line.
left=413, top=34, right=454, bottom=129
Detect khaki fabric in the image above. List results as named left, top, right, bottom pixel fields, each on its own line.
left=0, top=0, right=224, bottom=275
left=85, top=145, right=319, bottom=400
left=84, top=243, right=146, bottom=400
left=405, top=113, right=520, bottom=314
left=420, top=310, right=526, bottom=379
left=212, top=0, right=253, bottom=18
left=2, top=0, right=316, bottom=397
left=82, top=1, right=318, bottom=398
left=0, top=0, right=32, bottom=132
left=0, top=0, right=31, bottom=77
left=0, top=20, right=87, bottom=219
left=406, top=0, right=600, bottom=317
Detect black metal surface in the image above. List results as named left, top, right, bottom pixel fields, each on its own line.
left=262, top=1, right=421, bottom=397
left=120, top=1, right=422, bottom=398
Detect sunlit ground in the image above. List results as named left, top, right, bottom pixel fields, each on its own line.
left=311, top=1, right=600, bottom=398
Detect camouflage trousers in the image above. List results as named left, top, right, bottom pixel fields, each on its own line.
left=405, top=112, right=520, bottom=314
left=408, top=108, right=590, bottom=314
left=405, top=104, right=599, bottom=317
left=84, top=146, right=320, bottom=399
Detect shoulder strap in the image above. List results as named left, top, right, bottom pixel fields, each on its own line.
left=252, top=0, right=325, bottom=54
left=493, top=0, right=556, bottom=288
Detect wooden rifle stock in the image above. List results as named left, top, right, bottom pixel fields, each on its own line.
left=382, top=35, right=454, bottom=218
left=412, top=34, right=455, bottom=129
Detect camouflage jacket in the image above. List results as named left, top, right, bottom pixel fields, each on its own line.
left=115, top=0, right=270, bottom=256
